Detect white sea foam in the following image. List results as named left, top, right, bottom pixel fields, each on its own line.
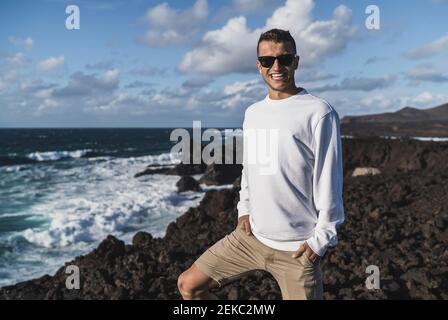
left=0, top=234, right=92, bottom=287
left=0, top=150, right=233, bottom=286
left=380, top=135, right=448, bottom=141
left=341, top=135, right=448, bottom=142
left=139, top=152, right=183, bottom=165
left=21, top=152, right=195, bottom=248
left=412, top=136, right=448, bottom=142
left=3, top=166, right=23, bottom=173
left=27, top=149, right=92, bottom=162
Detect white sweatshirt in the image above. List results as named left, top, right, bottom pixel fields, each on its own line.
left=237, top=88, right=345, bottom=256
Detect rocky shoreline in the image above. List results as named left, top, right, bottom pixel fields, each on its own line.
left=1, top=137, right=447, bottom=299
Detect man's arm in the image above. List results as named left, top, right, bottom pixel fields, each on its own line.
left=236, top=120, right=252, bottom=235
left=294, top=110, right=345, bottom=260
left=237, top=163, right=252, bottom=235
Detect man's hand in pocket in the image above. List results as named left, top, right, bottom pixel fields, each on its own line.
left=292, top=241, right=320, bottom=263
left=238, top=215, right=252, bottom=236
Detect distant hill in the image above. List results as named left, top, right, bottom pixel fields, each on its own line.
left=340, top=103, right=448, bottom=137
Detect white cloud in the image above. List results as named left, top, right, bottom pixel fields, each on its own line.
left=311, top=75, right=395, bottom=92
left=412, top=92, right=435, bottom=104
left=82, top=77, right=264, bottom=116
left=90, top=93, right=149, bottom=115
left=101, top=69, right=120, bottom=84
left=359, top=91, right=448, bottom=112
left=265, top=0, right=313, bottom=33
left=38, top=55, right=65, bottom=72
left=182, top=76, right=214, bottom=88
left=360, top=94, right=394, bottom=109
left=299, top=69, right=337, bottom=82
left=178, top=0, right=356, bottom=75
left=1, top=54, right=29, bottom=90
left=85, top=61, right=115, bottom=70
left=323, top=89, right=448, bottom=119
left=406, top=64, right=448, bottom=84
left=364, top=57, right=387, bottom=65
left=124, top=81, right=154, bottom=89
left=8, top=36, right=34, bottom=48
left=35, top=88, right=54, bottom=99
left=178, top=16, right=256, bottom=74
left=138, top=0, right=208, bottom=47
left=403, top=33, right=448, bottom=59
left=36, top=98, right=59, bottom=115
left=19, top=79, right=53, bottom=93
left=223, top=79, right=261, bottom=95
left=157, top=78, right=263, bottom=111
left=432, top=0, right=448, bottom=3
left=7, top=52, right=28, bottom=66
left=399, top=91, right=448, bottom=108
left=3, top=70, right=122, bottom=119
left=130, top=65, right=168, bottom=77
left=233, top=0, right=272, bottom=12
left=222, top=79, right=265, bottom=109
left=53, top=69, right=120, bottom=98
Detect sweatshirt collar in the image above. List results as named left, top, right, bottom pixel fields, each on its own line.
left=264, top=88, right=308, bottom=103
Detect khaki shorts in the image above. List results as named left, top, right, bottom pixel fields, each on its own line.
left=194, top=224, right=323, bottom=300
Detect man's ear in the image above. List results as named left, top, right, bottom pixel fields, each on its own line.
left=256, top=61, right=262, bottom=74
left=295, top=56, right=300, bottom=70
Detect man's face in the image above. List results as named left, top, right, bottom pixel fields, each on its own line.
left=257, top=41, right=298, bottom=93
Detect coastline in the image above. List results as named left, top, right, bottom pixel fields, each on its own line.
left=1, top=136, right=447, bottom=299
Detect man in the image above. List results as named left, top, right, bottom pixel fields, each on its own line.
left=177, top=29, right=345, bottom=300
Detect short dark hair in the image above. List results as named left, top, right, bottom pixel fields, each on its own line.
left=257, top=28, right=297, bottom=56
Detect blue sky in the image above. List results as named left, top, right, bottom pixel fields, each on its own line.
left=0, top=0, right=447, bottom=127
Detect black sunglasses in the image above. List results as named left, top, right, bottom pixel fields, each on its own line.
left=257, top=54, right=297, bottom=68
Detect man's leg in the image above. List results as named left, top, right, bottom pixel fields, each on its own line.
left=268, top=250, right=323, bottom=300
left=177, top=264, right=219, bottom=300
left=177, top=225, right=269, bottom=300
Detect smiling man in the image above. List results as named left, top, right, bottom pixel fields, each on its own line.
left=178, top=29, right=345, bottom=300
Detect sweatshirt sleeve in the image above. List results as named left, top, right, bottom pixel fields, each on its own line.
left=237, top=163, right=251, bottom=218
left=236, top=119, right=251, bottom=218
left=306, top=110, right=345, bottom=256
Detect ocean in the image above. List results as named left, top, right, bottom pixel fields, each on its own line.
left=1, top=129, right=445, bottom=287
left=0, top=128, right=233, bottom=287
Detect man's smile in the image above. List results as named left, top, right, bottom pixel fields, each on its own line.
left=269, top=72, right=287, bottom=81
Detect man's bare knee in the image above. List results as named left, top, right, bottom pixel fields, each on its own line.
left=177, top=270, right=207, bottom=299
left=177, top=265, right=218, bottom=300
left=177, top=271, right=195, bottom=299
